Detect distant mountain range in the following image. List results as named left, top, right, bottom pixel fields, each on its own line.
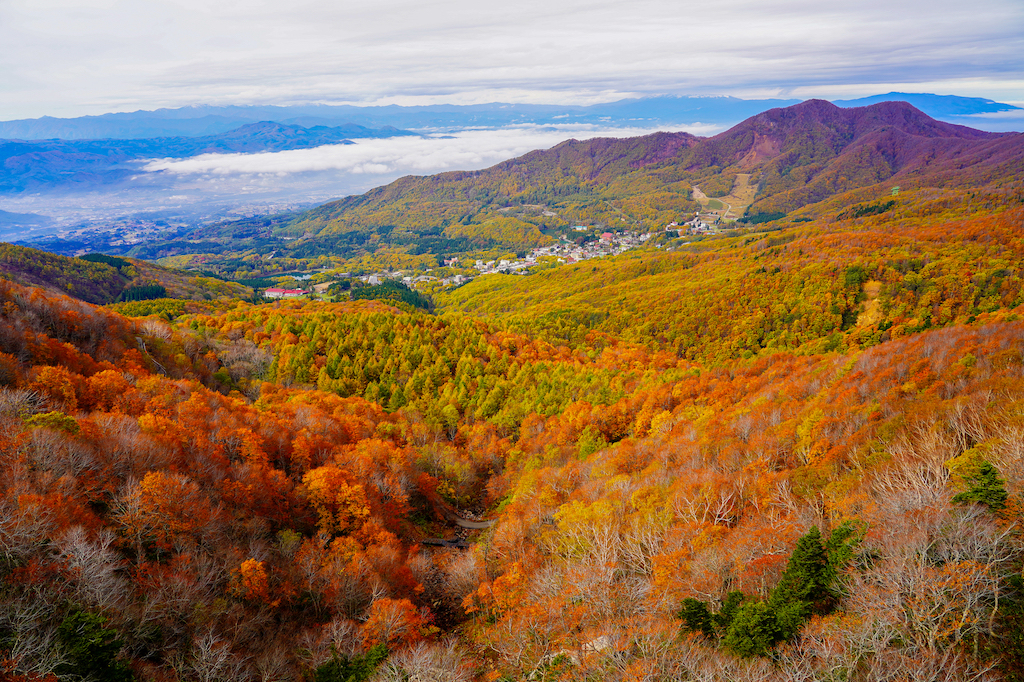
left=0, top=209, right=50, bottom=226
left=0, top=93, right=1018, bottom=201
left=0, top=121, right=415, bottom=193
left=1, top=93, right=1020, bottom=141
left=833, top=92, right=1021, bottom=117
left=5, top=95, right=1022, bottom=247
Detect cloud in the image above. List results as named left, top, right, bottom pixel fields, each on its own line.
left=1, top=0, right=1022, bottom=119
left=142, top=123, right=721, bottom=178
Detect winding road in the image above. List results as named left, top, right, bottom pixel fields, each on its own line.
left=692, top=185, right=732, bottom=219
left=441, top=506, right=496, bottom=529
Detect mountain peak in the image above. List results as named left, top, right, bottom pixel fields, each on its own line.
left=231, top=120, right=296, bottom=133
left=739, top=97, right=997, bottom=143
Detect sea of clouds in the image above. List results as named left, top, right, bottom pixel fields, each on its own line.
left=142, top=123, right=722, bottom=181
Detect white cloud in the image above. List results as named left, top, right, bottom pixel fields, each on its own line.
left=1, top=0, right=1022, bottom=119
left=142, top=123, right=722, bottom=178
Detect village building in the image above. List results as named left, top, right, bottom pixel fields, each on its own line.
left=264, top=288, right=308, bottom=299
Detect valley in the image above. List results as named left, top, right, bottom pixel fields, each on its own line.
left=1, top=99, right=1024, bottom=682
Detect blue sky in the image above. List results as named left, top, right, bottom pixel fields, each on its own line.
left=2, top=0, right=1023, bottom=120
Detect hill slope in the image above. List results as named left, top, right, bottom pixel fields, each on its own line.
left=4, top=196, right=1024, bottom=680
left=2, top=101, right=1024, bottom=680
left=96, top=99, right=1023, bottom=277
left=279, top=100, right=1022, bottom=258
left=0, top=243, right=252, bottom=305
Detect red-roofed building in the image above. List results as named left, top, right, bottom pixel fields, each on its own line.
left=264, top=288, right=308, bottom=299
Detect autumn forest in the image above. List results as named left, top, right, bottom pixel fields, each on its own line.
left=2, top=100, right=1024, bottom=682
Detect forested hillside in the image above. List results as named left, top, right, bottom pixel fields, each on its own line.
left=439, top=188, right=1024, bottom=361
left=0, top=244, right=253, bottom=306
left=2, top=102, right=1024, bottom=681
left=291, top=100, right=1019, bottom=238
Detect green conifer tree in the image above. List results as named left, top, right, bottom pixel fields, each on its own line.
left=953, top=460, right=1009, bottom=511
left=769, top=526, right=829, bottom=613
left=677, top=598, right=715, bottom=636
left=56, top=609, right=134, bottom=682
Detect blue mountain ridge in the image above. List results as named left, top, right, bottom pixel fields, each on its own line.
left=1, top=93, right=1018, bottom=141
left=834, top=92, right=1020, bottom=116
left=0, top=121, right=416, bottom=194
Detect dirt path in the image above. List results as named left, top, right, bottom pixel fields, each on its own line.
left=420, top=501, right=496, bottom=550
left=435, top=500, right=497, bottom=529
left=856, top=280, right=883, bottom=327
left=453, top=516, right=496, bottom=530
left=693, top=175, right=756, bottom=221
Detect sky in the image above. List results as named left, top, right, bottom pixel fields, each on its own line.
left=2, top=0, right=1024, bottom=121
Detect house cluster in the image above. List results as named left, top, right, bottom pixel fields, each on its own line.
left=264, top=287, right=309, bottom=299
left=401, top=273, right=468, bottom=287
left=471, top=230, right=652, bottom=275
left=347, top=271, right=469, bottom=288
left=267, top=228, right=654, bottom=298
left=677, top=212, right=717, bottom=235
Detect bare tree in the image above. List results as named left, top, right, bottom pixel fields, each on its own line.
left=371, top=639, right=473, bottom=682
left=181, top=629, right=252, bottom=682
left=54, top=526, right=128, bottom=614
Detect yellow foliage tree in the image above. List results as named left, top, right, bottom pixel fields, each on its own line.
left=302, top=465, right=371, bottom=535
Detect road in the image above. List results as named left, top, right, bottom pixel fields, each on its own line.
left=692, top=185, right=732, bottom=219
left=436, top=501, right=497, bottom=529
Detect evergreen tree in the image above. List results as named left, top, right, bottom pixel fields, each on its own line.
left=677, top=598, right=715, bottom=636
left=714, top=590, right=747, bottom=631
left=953, top=460, right=1009, bottom=511
left=769, top=526, right=829, bottom=612
left=823, top=519, right=863, bottom=601
left=723, top=524, right=860, bottom=657
left=722, top=601, right=782, bottom=657
left=56, top=609, right=134, bottom=682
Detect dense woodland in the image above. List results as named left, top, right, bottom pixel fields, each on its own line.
left=2, top=101, right=1024, bottom=681
left=0, top=246, right=252, bottom=307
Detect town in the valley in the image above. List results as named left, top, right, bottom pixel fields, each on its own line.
left=264, top=216, right=722, bottom=299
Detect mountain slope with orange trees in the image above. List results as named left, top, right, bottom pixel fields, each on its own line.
left=0, top=278, right=486, bottom=680
left=438, top=186, right=1024, bottom=363
left=458, top=317, right=1024, bottom=681
left=4, top=103, right=1024, bottom=681
left=5, top=261, right=1024, bottom=680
